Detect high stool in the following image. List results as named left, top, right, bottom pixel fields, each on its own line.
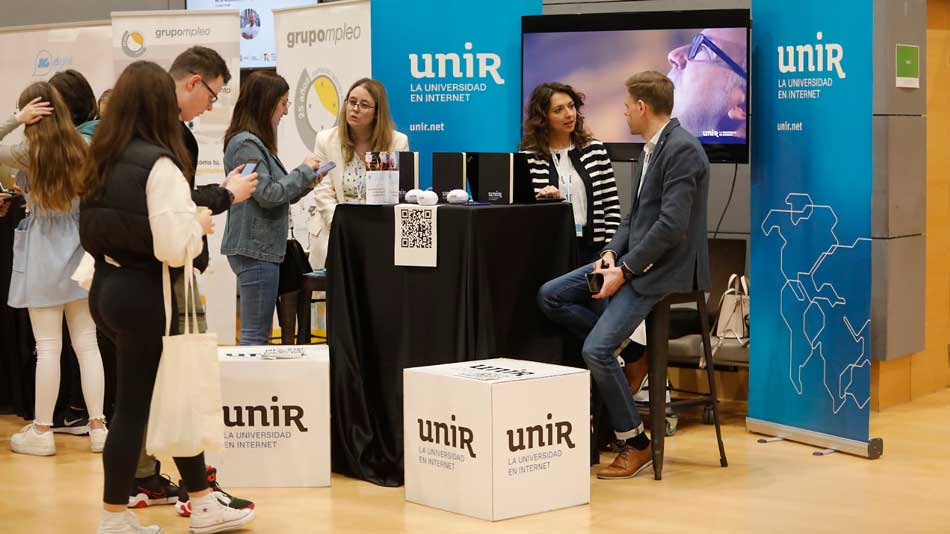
left=297, top=270, right=328, bottom=344
left=644, top=291, right=728, bottom=480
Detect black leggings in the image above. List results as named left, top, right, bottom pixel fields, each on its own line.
left=89, top=263, right=209, bottom=505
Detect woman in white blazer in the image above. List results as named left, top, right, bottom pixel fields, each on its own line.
left=309, top=78, right=409, bottom=269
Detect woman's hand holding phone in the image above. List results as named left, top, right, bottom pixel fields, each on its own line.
left=314, top=161, right=335, bottom=180
left=224, top=163, right=259, bottom=205
left=303, top=155, right=321, bottom=171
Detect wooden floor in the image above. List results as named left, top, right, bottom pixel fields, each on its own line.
left=2, top=390, right=949, bottom=533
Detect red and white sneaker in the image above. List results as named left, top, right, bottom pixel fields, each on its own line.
left=176, top=466, right=254, bottom=517
left=188, top=492, right=255, bottom=534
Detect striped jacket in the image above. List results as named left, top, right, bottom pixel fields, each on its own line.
left=524, top=140, right=622, bottom=245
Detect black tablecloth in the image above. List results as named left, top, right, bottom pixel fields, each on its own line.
left=327, top=203, right=579, bottom=486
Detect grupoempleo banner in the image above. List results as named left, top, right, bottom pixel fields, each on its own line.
left=274, top=0, right=371, bottom=248
left=112, top=9, right=241, bottom=344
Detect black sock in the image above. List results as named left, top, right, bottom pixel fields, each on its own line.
left=629, top=433, right=650, bottom=450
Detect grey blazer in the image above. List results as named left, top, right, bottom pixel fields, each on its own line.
left=603, top=118, right=710, bottom=296
left=220, top=131, right=316, bottom=263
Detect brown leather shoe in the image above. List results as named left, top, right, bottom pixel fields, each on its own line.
left=597, top=443, right=653, bottom=480
left=624, top=351, right=648, bottom=395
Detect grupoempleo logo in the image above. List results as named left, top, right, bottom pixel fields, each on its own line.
left=294, top=68, right=341, bottom=150
left=121, top=31, right=146, bottom=58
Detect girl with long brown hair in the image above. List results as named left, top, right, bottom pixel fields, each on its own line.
left=220, top=70, right=324, bottom=346
left=309, top=78, right=409, bottom=269
left=80, top=60, right=254, bottom=534
left=0, top=82, right=107, bottom=457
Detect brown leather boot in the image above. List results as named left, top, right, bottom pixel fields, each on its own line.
left=624, top=350, right=649, bottom=395
left=597, top=443, right=653, bottom=480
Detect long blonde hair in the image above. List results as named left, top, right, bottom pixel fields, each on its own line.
left=17, top=82, right=87, bottom=212
left=337, top=78, right=395, bottom=164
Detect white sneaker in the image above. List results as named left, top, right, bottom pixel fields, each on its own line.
left=10, top=423, right=55, bottom=456
left=188, top=493, right=256, bottom=534
left=97, top=509, right=162, bottom=533
left=90, top=426, right=108, bottom=453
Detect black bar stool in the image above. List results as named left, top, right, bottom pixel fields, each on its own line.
left=297, top=270, right=328, bottom=344
left=644, top=290, right=728, bottom=480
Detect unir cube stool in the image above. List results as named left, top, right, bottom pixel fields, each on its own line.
left=212, top=345, right=330, bottom=487
left=404, top=358, right=590, bottom=521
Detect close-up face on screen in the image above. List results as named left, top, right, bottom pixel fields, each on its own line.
left=523, top=27, right=748, bottom=145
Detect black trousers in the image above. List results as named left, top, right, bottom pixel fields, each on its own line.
left=89, top=262, right=209, bottom=505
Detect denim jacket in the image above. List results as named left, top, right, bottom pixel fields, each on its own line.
left=220, top=131, right=316, bottom=263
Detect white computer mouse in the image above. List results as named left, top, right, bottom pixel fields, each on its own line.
left=416, top=190, right=439, bottom=206
left=405, top=189, right=423, bottom=203
left=446, top=189, right=470, bottom=204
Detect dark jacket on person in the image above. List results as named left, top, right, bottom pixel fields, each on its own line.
left=602, top=119, right=710, bottom=296
left=181, top=122, right=231, bottom=272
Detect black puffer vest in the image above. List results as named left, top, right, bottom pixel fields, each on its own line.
left=80, top=139, right=178, bottom=272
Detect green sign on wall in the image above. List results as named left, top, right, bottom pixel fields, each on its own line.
left=896, top=43, right=920, bottom=88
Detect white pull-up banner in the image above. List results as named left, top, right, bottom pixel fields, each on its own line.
left=111, top=9, right=241, bottom=344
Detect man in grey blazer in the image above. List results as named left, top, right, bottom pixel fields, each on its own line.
left=538, top=71, right=710, bottom=480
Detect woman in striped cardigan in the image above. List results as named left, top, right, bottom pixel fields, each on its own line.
left=520, top=82, right=622, bottom=264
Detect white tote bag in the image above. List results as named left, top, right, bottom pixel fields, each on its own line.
left=702, top=274, right=750, bottom=368
left=146, top=259, right=224, bottom=457
left=716, top=274, right=750, bottom=341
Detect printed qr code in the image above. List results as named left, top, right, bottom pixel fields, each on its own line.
left=400, top=209, right=433, bottom=249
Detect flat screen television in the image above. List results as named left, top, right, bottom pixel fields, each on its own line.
left=186, top=0, right=318, bottom=68
left=522, top=9, right=750, bottom=163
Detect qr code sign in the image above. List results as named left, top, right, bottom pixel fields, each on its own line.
left=400, top=208, right=434, bottom=249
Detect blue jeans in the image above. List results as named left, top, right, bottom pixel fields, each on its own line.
left=228, top=254, right=281, bottom=346
left=538, top=263, right=662, bottom=439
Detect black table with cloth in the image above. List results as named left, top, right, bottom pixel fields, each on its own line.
left=327, top=203, right=582, bottom=486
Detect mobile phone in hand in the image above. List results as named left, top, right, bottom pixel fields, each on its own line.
left=315, top=161, right=336, bottom=177
left=241, top=159, right=260, bottom=176
left=585, top=272, right=604, bottom=294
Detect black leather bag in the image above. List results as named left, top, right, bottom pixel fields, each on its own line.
left=278, top=238, right=310, bottom=295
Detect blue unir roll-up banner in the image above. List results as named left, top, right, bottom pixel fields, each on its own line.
left=749, top=0, right=877, bottom=451
left=371, top=0, right=542, bottom=189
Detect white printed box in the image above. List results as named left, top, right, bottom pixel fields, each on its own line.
left=212, top=345, right=330, bottom=487
left=404, top=358, right=590, bottom=521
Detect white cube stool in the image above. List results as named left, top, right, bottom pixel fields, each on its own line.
left=213, top=345, right=330, bottom=487
left=404, top=358, right=590, bottom=521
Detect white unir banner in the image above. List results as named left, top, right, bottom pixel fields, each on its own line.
left=274, top=0, right=371, bottom=248
left=111, top=9, right=241, bottom=344
left=0, top=21, right=114, bottom=146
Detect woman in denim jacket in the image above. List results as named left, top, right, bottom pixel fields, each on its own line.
left=221, top=71, right=325, bottom=345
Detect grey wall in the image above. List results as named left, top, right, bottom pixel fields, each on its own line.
left=870, top=0, right=927, bottom=359
left=544, top=0, right=752, bottom=242
left=0, top=0, right=184, bottom=29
